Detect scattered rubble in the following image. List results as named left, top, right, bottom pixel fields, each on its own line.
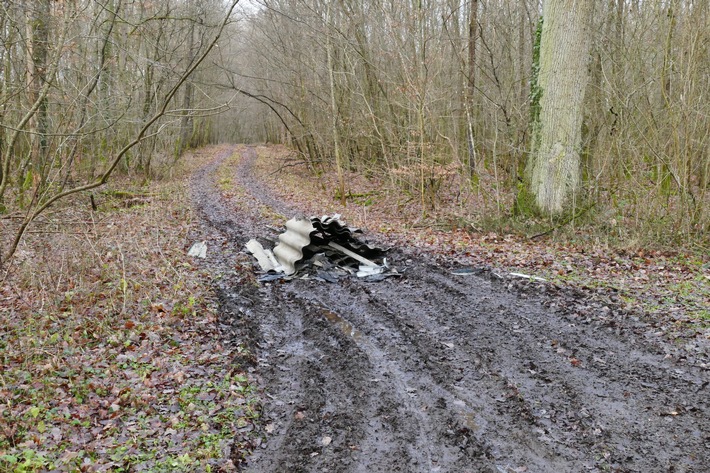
left=246, top=214, right=398, bottom=282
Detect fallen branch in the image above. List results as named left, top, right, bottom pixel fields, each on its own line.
left=272, top=158, right=325, bottom=175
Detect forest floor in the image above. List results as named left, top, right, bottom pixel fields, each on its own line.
left=193, top=145, right=708, bottom=472
left=0, top=152, right=258, bottom=472
left=1, top=144, right=708, bottom=472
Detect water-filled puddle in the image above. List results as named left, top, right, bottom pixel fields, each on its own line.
left=320, top=309, right=362, bottom=341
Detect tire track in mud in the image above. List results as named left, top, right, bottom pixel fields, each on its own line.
left=303, top=267, right=708, bottom=471
left=192, top=146, right=709, bottom=472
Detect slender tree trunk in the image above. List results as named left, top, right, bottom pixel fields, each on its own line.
left=0, top=5, right=14, bottom=205
left=326, top=3, right=345, bottom=205
left=529, top=0, right=594, bottom=216
left=61, top=0, right=120, bottom=191
left=465, top=0, right=478, bottom=178
left=177, top=4, right=196, bottom=158
left=660, top=0, right=677, bottom=109
left=417, top=0, right=426, bottom=212
left=514, top=0, right=529, bottom=186
left=0, top=0, right=66, bottom=205
left=28, top=0, right=50, bottom=186
left=138, top=1, right=155, bottom=176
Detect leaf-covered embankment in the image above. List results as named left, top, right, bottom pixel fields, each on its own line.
left=0, top=146, right=256, bottom=472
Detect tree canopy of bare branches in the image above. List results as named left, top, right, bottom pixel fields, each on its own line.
left=0, top=0, right=240, bottom=265
left=216, top=0, right=708, bottom=244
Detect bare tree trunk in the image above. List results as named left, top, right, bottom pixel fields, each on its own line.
left=0, top=1, right=66, bottom=205
left=177, top=2, right=197, bottom=158
left=27, top=0, right=50, bottom=187
left=465, top=0, right=478, bottom=178
left=0, top=4, right=15, bottom=205
left=326, top=2, right=345, bottom=206
left=529, top=0, right=594, bottom=216
left=61, top=0, right=120, bottom=191
left=660, top=0, right=677, bottom=109
left=514, top=0, right=530, bottom=184
left=138, top=1, right=163, bottom=177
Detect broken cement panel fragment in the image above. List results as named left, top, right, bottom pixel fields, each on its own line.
left=245, top=239, right=279, bottom=272
left=188, top=241, right=207, bottom=258
left=360, top=272, right=401, bottom=282
left=258, top=272, right=290, bottom=282
left=245, top=214, right=395, bottom=281
left=315, top=270, right=341, bottom=283
left=328, top=242, right=379, bottom=267
left=356, top=265, right=385, bottom=277
left=310, top=215, right=385, bottom=260
left=509, top=272, right=547, bottom=282
left=311, top=214, right=362, bottom=239
left=272, top=217, right=317, bottom=275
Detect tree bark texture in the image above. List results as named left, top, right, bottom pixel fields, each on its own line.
left=326, top=3, right=345, bottom=205
left=466, top=0, right=478, bottom=176
left=28, top=0, right=50, bottom=179
left=530, top=0, right=594, bottom=215
left=177, top=1, right=197, bottom=158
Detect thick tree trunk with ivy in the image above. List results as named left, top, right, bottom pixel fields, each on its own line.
left=529, top=0, right=594, bottom=216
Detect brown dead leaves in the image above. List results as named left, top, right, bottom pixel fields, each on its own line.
left=0, top=148, right=256, bottom=472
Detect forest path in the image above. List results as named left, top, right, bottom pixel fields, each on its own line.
left=191, top=145, right=709, bottom=473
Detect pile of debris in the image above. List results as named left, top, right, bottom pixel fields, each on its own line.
left=246, top=215, right=398, bottom=282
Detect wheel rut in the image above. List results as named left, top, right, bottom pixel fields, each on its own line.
left=191, top=146, right=709, bottom=473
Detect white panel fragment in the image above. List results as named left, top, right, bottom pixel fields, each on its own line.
left=356, top=265, right=385, bottom=278
left=188, top=241, right=207, bottom=258
left=273, top=217, right=316, bottom=275
left=509, top=272, right=547, bottom=282
left=246, top=239, right=278, bottom=272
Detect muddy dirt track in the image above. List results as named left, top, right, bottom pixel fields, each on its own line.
left=191, top=146, right=709, bottom=473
